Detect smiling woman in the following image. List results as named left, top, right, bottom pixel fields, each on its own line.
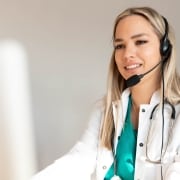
left=32, top=6, right=180, bottom=180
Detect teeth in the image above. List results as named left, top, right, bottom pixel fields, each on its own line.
left=125, top=64, right=141, bottom=69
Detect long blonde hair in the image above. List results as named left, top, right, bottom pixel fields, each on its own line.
left=100, top=6, right=180, bottom=149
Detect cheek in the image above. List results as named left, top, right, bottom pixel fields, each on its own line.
left=115, top=51, right=123, bottom=66
left=145, top=48, right=160, bottom=57
left=114, top=53, right=122, bottom=71
left=142, top=43, right=161, bottom=61
left=138, top=47, right=160, bottom=69
left=114, top=53, right=126, bottom=77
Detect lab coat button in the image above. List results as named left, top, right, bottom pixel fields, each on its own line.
left=139, top=142, right=144, bottom=147
left=142, top=108, right=145, bottom=112
left=102, top=165, right=107, bottom=169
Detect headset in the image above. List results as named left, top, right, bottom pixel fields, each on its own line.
left=160, top=16, right=172, bottom=63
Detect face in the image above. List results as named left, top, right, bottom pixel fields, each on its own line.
left=114, top=15, right=161, bottom=84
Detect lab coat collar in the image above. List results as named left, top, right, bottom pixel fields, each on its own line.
left=111, top=88, right=161, bottom=154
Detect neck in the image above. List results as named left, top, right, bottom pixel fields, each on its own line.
left=130, top=76, right=160, bottom=106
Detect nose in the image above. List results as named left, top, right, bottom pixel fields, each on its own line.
left=123, top=43, right=136, bottom=60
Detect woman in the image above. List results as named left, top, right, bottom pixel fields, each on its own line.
left=32, top=7, right=180, bottom=180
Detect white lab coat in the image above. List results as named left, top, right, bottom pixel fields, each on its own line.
left=32, top=89, right=180, bottom=180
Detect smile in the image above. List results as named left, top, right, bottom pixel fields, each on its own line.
left=125, top=64, right=142, bottom=70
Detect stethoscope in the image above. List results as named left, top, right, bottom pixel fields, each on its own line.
left=111, top=99, right=176, bottom=180
left=146, top=99, right=176, bottom=163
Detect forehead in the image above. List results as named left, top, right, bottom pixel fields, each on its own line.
left=115, top=15, right=156, bottom=38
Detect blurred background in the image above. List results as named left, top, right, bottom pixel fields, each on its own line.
left=0, top=0, right=179, bottom=180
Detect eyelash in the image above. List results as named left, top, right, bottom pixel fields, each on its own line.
left=114, top=40, right=148, bottom=50
left=114, top=44, right=125, bottom=50
left=135, top=40, right=148, bottom=45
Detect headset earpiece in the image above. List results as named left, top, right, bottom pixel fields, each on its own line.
left=160, top=17, right=172, bottom=62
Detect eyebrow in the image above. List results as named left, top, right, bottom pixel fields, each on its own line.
left=114, top=33, right=149, bottom=42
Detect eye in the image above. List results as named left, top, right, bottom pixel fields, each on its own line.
left=114, top=44, right=125, bottom=50
left=135, top=40, right=148, bottom=45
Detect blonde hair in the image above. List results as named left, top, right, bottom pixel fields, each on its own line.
left=100, top=6, right=180, bottom=149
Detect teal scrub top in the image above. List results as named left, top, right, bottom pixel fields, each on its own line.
left=104, top=96, right=137, bottom=180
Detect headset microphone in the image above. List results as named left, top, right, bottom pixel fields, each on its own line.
left=126, top=61, right=162, bottom=87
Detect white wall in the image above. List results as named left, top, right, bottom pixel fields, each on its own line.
left=0, top=0, right=179, bottom=175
